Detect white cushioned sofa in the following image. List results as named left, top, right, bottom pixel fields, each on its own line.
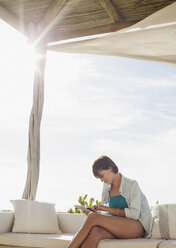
left=0, top=210, right=176, bottom=248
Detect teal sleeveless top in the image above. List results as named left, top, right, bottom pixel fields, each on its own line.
left=109, top=195, right=128, bottom=216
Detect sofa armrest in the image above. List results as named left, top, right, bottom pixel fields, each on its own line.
left=0, top=211, right=14, bottom=233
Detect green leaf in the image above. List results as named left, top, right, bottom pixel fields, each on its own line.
left=68, top=208, right=74, bottom=213
left=83, top=194, right=88, bottom=200
left=70, top=194, right=101, bottom=214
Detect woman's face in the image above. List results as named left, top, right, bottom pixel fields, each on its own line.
left=97, top=168, right=115, bottom=184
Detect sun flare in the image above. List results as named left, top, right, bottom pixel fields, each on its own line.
left=0, top=20, right=38, bottom=77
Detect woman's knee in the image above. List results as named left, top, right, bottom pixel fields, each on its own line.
left=89, top=226, right=105, bottom=240
left=86, top=212, right=98, bottom=224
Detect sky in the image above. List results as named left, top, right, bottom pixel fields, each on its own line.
left=0, top=19, right=176, bottom=212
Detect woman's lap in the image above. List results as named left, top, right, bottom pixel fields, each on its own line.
left=66, top=213, right=145, bottom=248
left=86, top=212, right=145, bottom=239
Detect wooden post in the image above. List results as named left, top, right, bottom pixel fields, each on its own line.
left=22, top=24, right=47, bottom=200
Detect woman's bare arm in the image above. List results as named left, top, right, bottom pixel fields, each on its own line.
left=94, top=205, right=126, bottom=217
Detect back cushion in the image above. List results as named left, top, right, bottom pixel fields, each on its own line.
left=11, top=200, right=61, bottom=234
left=151, top=204, right=176, bottom=239
left=57, top=213, right=86, bottom=233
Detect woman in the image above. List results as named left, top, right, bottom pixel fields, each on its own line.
left=66, top=155, right=152, bottom=248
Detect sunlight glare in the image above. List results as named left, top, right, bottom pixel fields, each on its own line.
left=0, top=20, right=40, bottom=78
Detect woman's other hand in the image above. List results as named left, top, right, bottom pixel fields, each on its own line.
left=82, top=211, right=89, bottom=216
left=93, top=205, right=109, bottom=212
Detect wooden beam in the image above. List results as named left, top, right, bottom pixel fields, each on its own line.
left=97, top=0, right=122, bottom=23
left=47, top=21, right=138, bottom=43
left=0, top=3, right=28, bottom=36
left=39, top=0, right=67, bottom=27
left=36, top=0, right=67, bottom=43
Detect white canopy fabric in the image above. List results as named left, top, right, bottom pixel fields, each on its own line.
left=49, top=2, right=176, bottom=66
left=22, top=44, right=47, bottom=200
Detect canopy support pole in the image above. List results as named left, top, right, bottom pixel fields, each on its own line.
left=22, top=25, right=47, bottom=200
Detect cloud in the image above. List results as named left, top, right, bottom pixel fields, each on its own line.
left=42, top=67, right=176, bottom=135
left=93, top=128, right=176, bottom=159
left=92, top=128, right=176, bottom=205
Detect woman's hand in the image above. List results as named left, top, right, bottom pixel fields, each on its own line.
left=82, top=207, right=96, bottom=215
left=82, top=211, right=89, bottom=216
left=93, top=205, right=109, bottom=212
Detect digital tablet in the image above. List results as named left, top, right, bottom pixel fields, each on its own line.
left=74, top=205, right=96, bottom=212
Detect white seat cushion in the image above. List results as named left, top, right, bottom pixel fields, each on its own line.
left=0, top=233, right=163, bottom=248
left=98, top=238, right=164, bottom=248
left=0, top=232, right=73, bottom=248
left=159, top=240, right=176, bottom=248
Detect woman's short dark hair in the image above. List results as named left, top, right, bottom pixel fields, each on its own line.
left=92, top=155, right=119, bottom=178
